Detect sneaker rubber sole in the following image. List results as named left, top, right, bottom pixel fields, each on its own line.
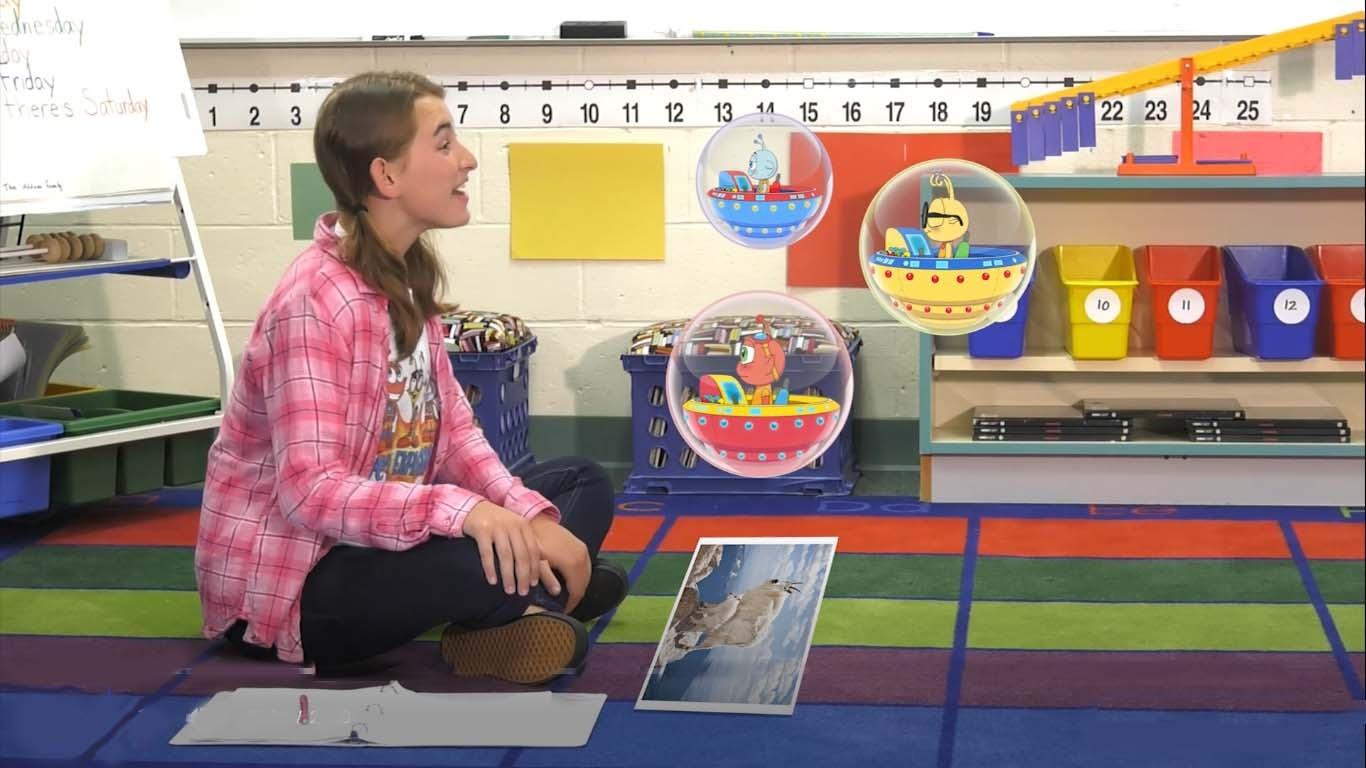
left=440, top=611, right=588, bottom=685
left=570, top=560, right=630, bottom=623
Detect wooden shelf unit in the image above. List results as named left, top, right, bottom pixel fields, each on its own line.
left=917, top=174, right=1365, bottom=505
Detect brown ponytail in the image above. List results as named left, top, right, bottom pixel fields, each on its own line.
left=313, top=71, right=455, bottom=358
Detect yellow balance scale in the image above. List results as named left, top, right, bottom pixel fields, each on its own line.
left=867, top=227, right=1029, bottom=333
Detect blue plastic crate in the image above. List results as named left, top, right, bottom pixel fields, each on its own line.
left=447, top=336, right=536, bottom=473
left=620, top=335, right=861, bottom=495
left=0, top=416, right=64, bottom=519
left=1222, top=246, right=1325, bottom=360
left=967, top=281, right=1033, bottom=358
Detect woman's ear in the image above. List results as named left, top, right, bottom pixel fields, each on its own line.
left=369, top=157, right=401, bottom=200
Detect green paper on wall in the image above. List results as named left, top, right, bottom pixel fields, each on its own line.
left=509, top=143, right=664, bottom=260
left=290, top=162, right=334, bottom=240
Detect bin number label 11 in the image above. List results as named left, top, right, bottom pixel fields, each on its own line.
left=1273, top=289, right=1312, bottom=325
left=1085, top=288, right=1123, bottom=324
left=1167, top=288, right=1206, bottom=325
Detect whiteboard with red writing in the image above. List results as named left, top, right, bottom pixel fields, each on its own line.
left=0, top=0, right=205, bottom=215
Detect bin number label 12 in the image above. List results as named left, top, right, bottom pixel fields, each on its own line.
left=1273, top=289, right=1312, bottom=325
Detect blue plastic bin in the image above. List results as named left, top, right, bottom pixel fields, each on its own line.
left=620, top=334, right=861, bottom=495
left=967, top=280, right=1033, bottom=358
left=1222, top=246, right=1325, bottom=360
left=0, top=417, right=65, bottom=518
left=447, top=336, right=536, bottom=473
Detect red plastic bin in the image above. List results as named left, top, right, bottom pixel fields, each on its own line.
left=1140, top=245, right=1222, bottom=360
left=1307, top=244, right=1364, bottom=360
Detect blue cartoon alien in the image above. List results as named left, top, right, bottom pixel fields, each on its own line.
left=747, top=134, right=781, bottom=193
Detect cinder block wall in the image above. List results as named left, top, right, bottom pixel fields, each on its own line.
left=2, top=39, right=1360, bottom=425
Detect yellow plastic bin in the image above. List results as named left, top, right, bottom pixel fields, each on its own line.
left=1056, top=245, right=1139, bottom=359
left=43, top=382, right=97, bottom=396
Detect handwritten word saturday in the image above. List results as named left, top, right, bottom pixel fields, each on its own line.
left=2, top=86, right=148, bottom=121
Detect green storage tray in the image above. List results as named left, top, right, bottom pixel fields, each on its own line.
left=3, top=390, right=220, bottom=434
left=166, top=428, right=217, bottom=486
left=0, top=390, right=220, bottom=506
left=0, top=403, right=119, bottom=505
left=118, top=436, right=166, bottom=495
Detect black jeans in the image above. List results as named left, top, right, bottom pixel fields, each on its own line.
left=225, top=456, right=615, bottom=670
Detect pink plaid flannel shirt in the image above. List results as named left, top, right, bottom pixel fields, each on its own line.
left=195, top=212, right=557, bottom=664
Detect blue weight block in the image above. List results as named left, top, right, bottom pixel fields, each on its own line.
left=1011, top=110, right=1030, bottom=166
left=1027, top=108, right=1046, bottom=162
left=1061, top=98, right=1080, bottom=151
left=1043, top=102, right=1062, bottom=157
left=1078, top=93, right=1097, bottom=148
left=1336, top=23, right=1354, bottom=80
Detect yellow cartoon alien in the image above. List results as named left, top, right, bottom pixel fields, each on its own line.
left=921, top=172, right=970, bottom=259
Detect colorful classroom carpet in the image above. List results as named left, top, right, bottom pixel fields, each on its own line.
left=1, top=490, right=1363, bottom=767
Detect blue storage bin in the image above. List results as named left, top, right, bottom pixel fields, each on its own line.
left=967, top=280, right=1033, bottom=358
left=620, top=333, right=861, bottom=496
left=447, top=336, right=536, bottom=473
left=1222, top=246, right=1325, bottom=360
left=0, top=416, right=65, bottom=518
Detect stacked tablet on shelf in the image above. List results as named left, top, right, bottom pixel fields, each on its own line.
left=971, top=405, right=1132, bottom=442
left=1080, top=398, right=1352, bottom=443
left=970, top=400, right=1355, bottom=443
left=1079, top=398, right=1245, bottom=421
left=1183, top=406, right=1352, bottom=443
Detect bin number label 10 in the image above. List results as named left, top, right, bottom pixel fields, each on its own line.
left=1273, top=289, right=1312, bottom=325
left=1085, top=288, right=1123, bottom=324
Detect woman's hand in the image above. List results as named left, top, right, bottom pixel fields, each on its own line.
left=531, top=514, right=591, bottom=614
left=464, top=501, right=541, bottom=596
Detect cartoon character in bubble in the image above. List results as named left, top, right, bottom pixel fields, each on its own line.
left=921, top=172, right=970, bottom=259
left=696, top=316, right=789, bottom=407
left=748, top=135, right=781, bottom=193
left=736, top=315, right=787, bottom=405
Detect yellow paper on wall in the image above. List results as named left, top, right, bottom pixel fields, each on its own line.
left=509, top=143, right=665, bottom=260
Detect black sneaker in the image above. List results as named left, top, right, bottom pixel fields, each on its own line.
left=440, top=610, right=588, bottom=685
left=570, top=559, right=630, bottom=624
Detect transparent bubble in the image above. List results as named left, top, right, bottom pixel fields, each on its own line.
left=697, top=112, right=833, bottom=249
left=861, top=158, right=1036, bottom=335
left=665, top=291, right=855, bottom=478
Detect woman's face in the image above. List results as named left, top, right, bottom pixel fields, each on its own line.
left=390, top=95, right=477, bottom=229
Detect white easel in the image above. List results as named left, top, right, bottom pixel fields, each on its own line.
left=0, top=0, right=233, bottom=464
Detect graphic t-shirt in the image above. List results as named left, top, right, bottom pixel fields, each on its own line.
left=371, top=322, right=441, bottom=483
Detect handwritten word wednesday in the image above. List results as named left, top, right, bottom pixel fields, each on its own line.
left=0, top=4, right=85, bottom=45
